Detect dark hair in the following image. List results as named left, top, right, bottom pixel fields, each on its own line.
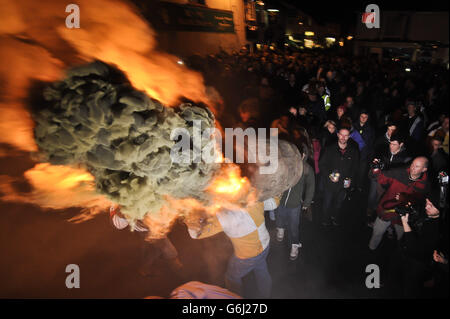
left=390, top=132, right=405, bottom=144
left=386, top=121, right=398, bottom=128
left=360, top=109, right=369, bottom=115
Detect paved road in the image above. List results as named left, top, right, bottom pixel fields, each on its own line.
left=0, top=147, right=443, bottom=298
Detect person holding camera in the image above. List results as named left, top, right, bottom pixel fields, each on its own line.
left=386, top=198, right=441, bottom=297
left=367, top=133, right=411, bottom=226
left=368, top=157, right=430, bottom=250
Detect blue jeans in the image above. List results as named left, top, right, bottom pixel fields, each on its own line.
left=275, top=205, right=301, bottom=246
left=225, top=246, right=272, bottom=298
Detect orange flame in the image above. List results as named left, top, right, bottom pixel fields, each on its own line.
left=0, top=0, right=251, bottom=238
left=0, top=163, right=112, bottom=222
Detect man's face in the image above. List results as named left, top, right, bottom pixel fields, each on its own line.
left=387, top=125, right=397, bottom=138
left=337, top=108, right=344, bottom=118
left=337, top=129, right=350, bottom=145
left=346, top=97, right=353, bottom=106
left=360, top=113, right=369, bottom=125
left=431, top=139, right=442, bottom=152
left=409, top=158, right=427, bottom=178
left=308, top=94, right=317, bottom=101
left=389, top=140, right=402, bottom=154
left=407, top=104, right=416, bottom=116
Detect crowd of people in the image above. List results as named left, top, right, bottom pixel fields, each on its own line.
left=184, top=46, right=449, bottom=298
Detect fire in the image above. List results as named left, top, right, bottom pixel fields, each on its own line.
left=211, top=169, right=246, bottom=195
left=0, top=0, right=253, bottom=238
left=0, top=163, right=112, bottom=222
left=25, top=163, right=95, bottom=191
left=206, top=164, right=257, bottom=207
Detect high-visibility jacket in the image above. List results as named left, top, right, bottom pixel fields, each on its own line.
left=322, top=94, right=331, bottom=111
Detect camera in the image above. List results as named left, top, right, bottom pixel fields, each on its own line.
left=438, top=171, right=448, bottom=185
left=370, top=159, right=385, bottom=170
left=395, top=200, right=427, bottom=229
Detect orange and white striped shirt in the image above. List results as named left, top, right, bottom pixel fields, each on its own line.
left=192, top=201, right=271, bottom=259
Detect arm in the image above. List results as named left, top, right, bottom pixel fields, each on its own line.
left=318, top=146, right=329, bottom=175
left=188, top=215, right=224, bottom=240
left=302, top=165, right=315, bottom=207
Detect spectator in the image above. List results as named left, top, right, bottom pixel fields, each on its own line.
left=305, top=87, right=327, bottom=124
left=374, top=122, right=398, bottom=157
left=319, top=126, right=360, bottom=226
left=344, top=96, right=360, bottom=123
left=429, top=115, right=449, bottom=155
left=368, top=157, right=430, bottom=250
left=367, top=133, right=412, bottom=226
left=330, top=105, right=347, bottom=124
left=276, top=145, right=315, bottom=260
left=387, top=198, right=441, bottom=298
left=321, top=120, right=337, bottom=147
left=235, top=98, right=260, bottom=129
left=403, top=102, right=424, bottom=143
left=428, top=136, right=449, bottom=187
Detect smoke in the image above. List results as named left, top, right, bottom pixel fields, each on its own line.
left=0, top=0, right=211, bottom=153
left=32, top=61, right=218, bottom=225
left=0, top=0, right=257, bottom=239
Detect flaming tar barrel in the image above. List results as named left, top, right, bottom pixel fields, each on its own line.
left=244, top=138, right=304, bottom=201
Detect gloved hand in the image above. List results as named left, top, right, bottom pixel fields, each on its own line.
left=110, top=205, right=129, bottom=230
left=264, top=198, right=278, bottom=211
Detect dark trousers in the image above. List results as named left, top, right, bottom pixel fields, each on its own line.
left=322, top=187, right=347, bottom=223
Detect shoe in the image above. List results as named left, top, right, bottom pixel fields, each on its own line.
left=276, top=228, right=284, bottom=242
left=290, top=243, right=302, bottom=260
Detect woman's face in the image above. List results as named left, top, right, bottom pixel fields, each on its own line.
left=337, top=108, right=344, bottom=118
left=327, top=124, right=336, bottom=134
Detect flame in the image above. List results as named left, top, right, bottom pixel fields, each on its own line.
left=0, top=163, right=112, bottom=222
left=0, top=0, right=251, bottom=238
left=209, top=167, right=247, bottom=195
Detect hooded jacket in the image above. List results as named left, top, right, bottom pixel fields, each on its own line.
left=279, top=159, right=315, bottom=208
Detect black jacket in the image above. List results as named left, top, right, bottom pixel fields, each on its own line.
left=306, top=98, right=326, bottom=124
left=400, top=218, right=440, bottom=264
left=375, top=148, right=411, bottom=170
left=319, top=140, right=360, bottom=191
